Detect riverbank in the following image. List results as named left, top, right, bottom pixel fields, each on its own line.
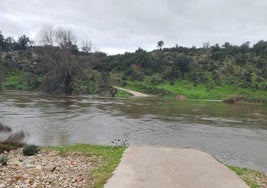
left=119, top=80, right=267, bottom=102
left=0, top=144, right=125, bottom=188
left=0, top=144, right=266, bottom=188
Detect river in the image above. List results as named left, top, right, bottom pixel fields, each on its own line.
left=0, top=91, right=266, bottom=172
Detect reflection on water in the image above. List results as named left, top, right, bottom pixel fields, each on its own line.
left=0, top=91, right=267, bottom=172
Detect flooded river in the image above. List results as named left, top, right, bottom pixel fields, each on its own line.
left=0, top=91, right=266, bottom=172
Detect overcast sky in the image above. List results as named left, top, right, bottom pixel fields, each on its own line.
left=1, top=0, right=267, bottom=54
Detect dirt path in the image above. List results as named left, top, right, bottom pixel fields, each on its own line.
left=105, top=146, right=249, bottom=188
left=113, top=86, right=150, bottom=97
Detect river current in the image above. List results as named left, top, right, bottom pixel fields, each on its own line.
left=0, top=91, right=266, bottom=172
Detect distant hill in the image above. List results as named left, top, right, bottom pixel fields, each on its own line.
left=0, top=30, right=266, bottom=100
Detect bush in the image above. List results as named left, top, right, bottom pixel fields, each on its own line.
left=0, top=154, right=8, bottom=166
left=222, top=95, right=264, bottom=105
left=149, top=76, right=164, bottom=85
left=222, top=95, right=247, bottom=104
left=23, top=144, right=39, bottom=156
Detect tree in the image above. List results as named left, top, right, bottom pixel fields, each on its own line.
left=38, top=25, right=54, bottom=46
left=0, top=31, right=4, bottom=51
left=54, top=27, right=77, bottom=49
left=81, top=40, right=92, bottom=53
left=202, top=42, right=210, bottom=49
left=222, top=42, right=231, bottom=49
left=253, top=40, right=267, bottom=54
left=157, top=40, right=164, bottom=50
left=18, top=35, right=30, bottom=50
left=240, top=41, right=250, bottom=52
left=41, top=49, right=81, bottom=95
left=4, top=37, right=14, bottom=49
left=172, top=55, right=192, bottom=79
left=38, top=26, right=78, bottom=50
left=38, top=27, right=79, bottom=94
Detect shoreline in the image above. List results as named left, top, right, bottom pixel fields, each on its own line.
left=0, top=144, right=266, bottom=187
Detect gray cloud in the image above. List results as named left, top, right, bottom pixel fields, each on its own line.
left=1, top=0, right=267, bottom=54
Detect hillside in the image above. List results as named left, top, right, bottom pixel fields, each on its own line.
left=0, top=30, right=266, bottom=100
left=97, top=43, right=267, bottom=100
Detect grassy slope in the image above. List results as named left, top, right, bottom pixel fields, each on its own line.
left=3, top=72, right=27, bottom=90
left=156, top=81, right=267, bottom=100
left=115, top=89, right=132, bottom=97
left=121, top=79, right=267, bottom=100
left=228, top=166, right=266, bottom=188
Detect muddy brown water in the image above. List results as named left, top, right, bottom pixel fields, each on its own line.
left=0, top=91, right=266, bottom=172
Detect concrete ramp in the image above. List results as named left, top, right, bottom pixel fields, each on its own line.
left=113, top=86, right=150, bottom=97
left=105, top=146, right=249, bottom=188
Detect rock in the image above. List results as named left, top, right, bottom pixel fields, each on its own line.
left=28, top=179, right=34, bottom=185
left=35, top=165, right=42, bottom=170
left=176, top=95, right=187, bottom=101
left=0, top=183, right=7, bottom=188
left=25, top=164, right=35, bottom=168
left=250, top=112, right=265, bottom=118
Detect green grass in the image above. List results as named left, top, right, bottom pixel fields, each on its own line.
left=45, top=144, right=126, bottom=188
left=3, top=72, right=27, bottom=90
left=121, top=79, right=267, bottom=101
left=155, top=80, right=267, bottom=100
left=228, top=166, right=266, bottom=188
left=115, top=89, right=132, bottom=97
left=2, top=71, right=42, bottom=91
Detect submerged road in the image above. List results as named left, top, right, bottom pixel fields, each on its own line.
left=113, top=86, right=150, bottom=97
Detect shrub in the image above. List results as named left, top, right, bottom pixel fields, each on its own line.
left=222, top=95, right=264, bottom=105
left=149, top=76, right=164, bottom=85
left=222, top=95, right=247, bottom=104
left=0, top=154, right=8, bottom=166
left=23, top=144, right=39, bottom=156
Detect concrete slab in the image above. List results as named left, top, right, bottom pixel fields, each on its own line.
left=105, top=146, right=249, bottom=188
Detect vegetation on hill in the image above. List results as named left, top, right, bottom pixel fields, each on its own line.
left=0, top=29, right=266, bottom=101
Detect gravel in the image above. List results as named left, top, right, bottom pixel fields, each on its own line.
left=0, top=148, right=92, bottom=188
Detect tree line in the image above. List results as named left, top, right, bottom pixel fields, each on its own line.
left=0, top=28, right=266, bottom=96
left=100, top=41, right=267, bottom=91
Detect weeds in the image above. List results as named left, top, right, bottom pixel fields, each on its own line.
left=0, top=154, right=8, bottom=166
left=0, top=130, right=25, bottom=153
left=228, top=166, right=266, bottom=188
left=23, top=144, right=39, bottom=156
